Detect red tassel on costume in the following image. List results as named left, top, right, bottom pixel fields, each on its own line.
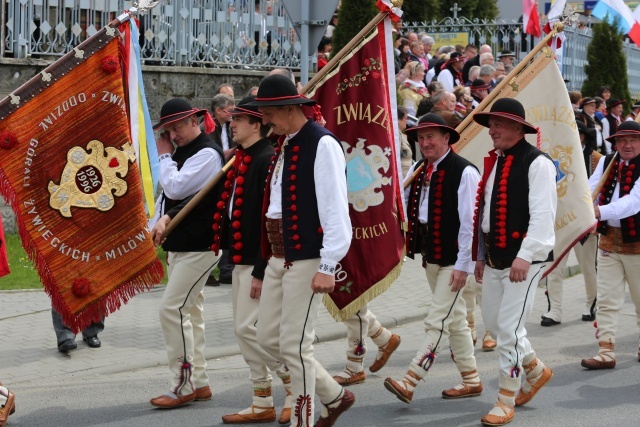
left=203, top=111, right=216, bottom=134
left=312, top=105, right=324, bottom=124
left=355, top=340, right=365, bottom=356
left=510, top=366, right=520, bottom=378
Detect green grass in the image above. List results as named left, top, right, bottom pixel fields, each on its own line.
left=0, top=233, right=169, bottom=290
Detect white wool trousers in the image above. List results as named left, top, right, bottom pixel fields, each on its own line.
left=232, top=264, right=285, bottom=384
left=595, top=250, right=640, bottom=343
left=481, top=263, right=544, bottom=377
left=410, top=264, right=476, bottom=375
left=257, top=257, right=342, bottom=427
left=160, top=251, right=218, bottom=395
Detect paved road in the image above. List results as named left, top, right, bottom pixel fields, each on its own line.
left=2, top=253, right=640, bottom=426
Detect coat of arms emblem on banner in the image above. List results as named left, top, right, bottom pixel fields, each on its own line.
left=48, top=140, right=136, bottom=217
left=342, top=138, right=392, bottom=212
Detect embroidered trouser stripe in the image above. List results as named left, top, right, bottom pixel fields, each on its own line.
left=160, top=251, right=218, bottom=395
left=481, top=263, right=544, bottom=377
left=410, top=264, right=476, bottom=375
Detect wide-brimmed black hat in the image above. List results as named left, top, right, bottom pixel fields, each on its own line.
left=229, top=95, right=262, bottom=118
left=576, top=119, right=597, bottom=147
left=153, top=98, right=208, bottom=130
left=631, top=100, right=640, bottom=109
left=606, top=99, right=625, bottom=110
left=498, top=50, right=515, bottom=59
left=473, top=98, right=537, bottom=134
left=470, top=79, right=491, bottom=91
left=405, top=113, right=460, bottom=144
left=444, top=51, right=464, bottom=67
left=247, top=74, right=317, bottom=107
left=606, top=120, right=640, bottom=142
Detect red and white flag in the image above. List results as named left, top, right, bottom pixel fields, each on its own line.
left=523, top=0, right=542, bottom=37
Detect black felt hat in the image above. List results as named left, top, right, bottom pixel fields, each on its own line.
left=605, top=120, right=640, bottom=142
left=247, top=74, right=317, bottom=107
left=473, top=98, right=537, bottom=134
left=498, top=50, right=515, bottom=59
left=470, top=79, right=491, bottom=91
left=229, top=95, right=262, bottom=118
left=606, top=99, right=625, bottom=110
left=153, top=98, right=209, bottom=130
left=405, top=113, right=460, bottom=144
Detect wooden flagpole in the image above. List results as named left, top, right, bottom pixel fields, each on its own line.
left=402, top=22, right=565, bottom=190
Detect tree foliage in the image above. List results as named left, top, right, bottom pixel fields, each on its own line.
left=582, top=18, right=631, bottom=114
left=331, top=0, right=378, bottom=54
left=473, top=0, right=499, bottom=21
left=438, top=0, right=498, bottom=21
left=402, top=0, right=440, bottom=23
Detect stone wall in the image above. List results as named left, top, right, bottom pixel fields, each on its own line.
left=0, top=59, right=276, bottom=233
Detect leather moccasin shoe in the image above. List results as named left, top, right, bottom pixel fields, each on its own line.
left=515, top=366, right=553, bottom=406
left=581, top=357, right=616, bottom=369
left=278, top=407, right=291, bottom=424
left=58, top=339, right=77, bottom=353
left=222, top=406, right=276, bottom=424
left=442, top=382, right=483, bottom=399
left=150, top=392, right=196, bottom=409
left=194, top=386, right=212, bottom=401
left=383, top=378, right=413, bottom=404
left=83, top=336, right=101, bottom=348
left=540, top=316, right=561, bottom=327
left=369, top=334, right=401, bottom=373
left=314, top=389, right=355, bottom=427
left=0, top=390, right=15, bottom=427
left=333, top=370, right=366, bottom=386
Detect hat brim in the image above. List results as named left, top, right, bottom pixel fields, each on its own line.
left=606, top=100, right=625, bottom=109
left=246, top=96, right=317, bottom=107
left=153, top=109, right=206, bottom=130
left=405, top=123, right=460, bottom=144
left=605, top=129, right=640, bottom=142
left=473, top=111, right=538, bottom=134
left=470, top=84, right=491, bottom=91
left=229, top=106, right=263, bottom=118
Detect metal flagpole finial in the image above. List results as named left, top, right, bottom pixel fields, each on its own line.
left=391, top=0, right=404, bottom=8
left=129, top=0, right=159, bottom=17
left=559, top=4, right=579, bottom=27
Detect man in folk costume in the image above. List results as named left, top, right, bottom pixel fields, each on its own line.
left=384, top=114, right=483, bottom=404
left=469, top=79, right=491, bottom=109
left=472, top=99, right=556, bottom=426
left=577, top=97, right=606, bottom=153
left=436, top=52, right=465, bottom=93
left=582, top=120, right=640, bottom=369
left=249, top=74, right=355, bottom=427
left=601, top=99, right=625, bottom=141
left=149, top=98, right=222, bottom=408
left=154, top=95, right=293, bottom=422
left=542, top=120, right=601, bottom=326
left=625, top=101, right=640, bottom=122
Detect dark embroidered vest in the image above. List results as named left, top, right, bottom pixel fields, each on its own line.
left=162, top=133, right=224, bottom=252
left=596, top=153, right=640, bottom=242
left=261, top=120, right=343, bottom=262
left=211, top=139, right=274, bottom=278
left=484, top=139, right=553, bottom=266
left=406, top=151, right=475, bottom=266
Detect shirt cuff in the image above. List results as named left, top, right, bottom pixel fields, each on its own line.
left=158, top=153, right=172, bottom=161
left=318, top=258, right=338, bottom=275
left=516, top=247, right=534, bottom=263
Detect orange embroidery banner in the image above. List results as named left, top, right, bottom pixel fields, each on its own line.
left=0, top=36, right=163, bottom=332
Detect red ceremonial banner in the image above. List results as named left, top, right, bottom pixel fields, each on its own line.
left=307, top=19, right=405, bottom=321
left=0, top=32, right=163, bottom=331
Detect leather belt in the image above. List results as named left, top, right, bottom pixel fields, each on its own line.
left=599, top=227, right=640, bottom=255
left=265, top=218, right=285, bottom=258
left=483, top=233, right=511, bottom=270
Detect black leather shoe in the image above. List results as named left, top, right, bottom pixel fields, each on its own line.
left=83, top=335, right=101, bottom=348
left=219, top=276, right=232, bottom=285
left=582, top=314, right=595, bottom=321
left=58, top=339, right=77, bottom=353
left=540, top=316, right=561, bottom=327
